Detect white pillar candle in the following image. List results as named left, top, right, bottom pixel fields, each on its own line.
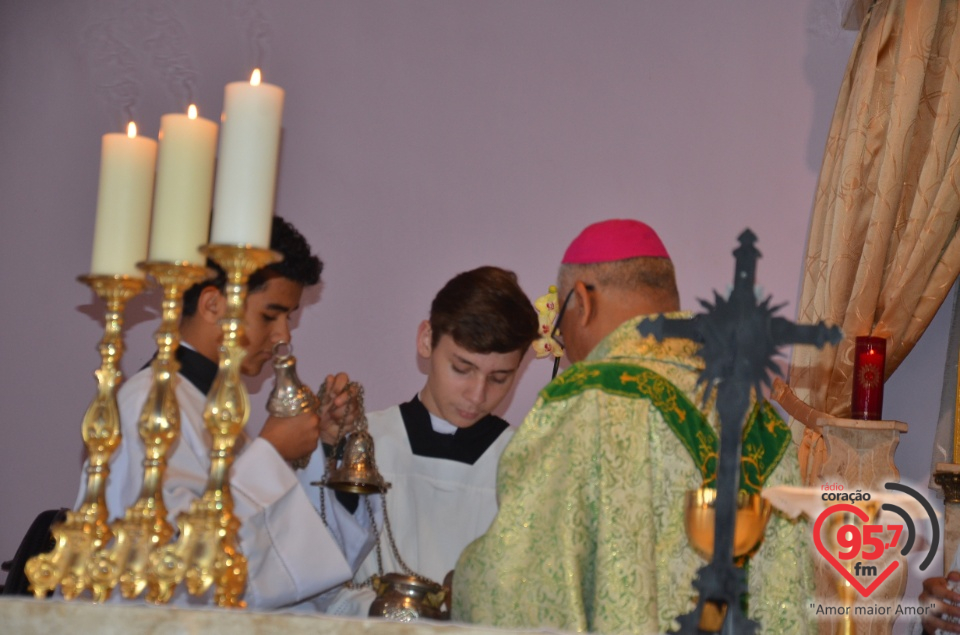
left=210, top=69, right=285, bottom=248
left=90, top=122, right=157, bottom=276
left=149, top=105, right=219, bottom=264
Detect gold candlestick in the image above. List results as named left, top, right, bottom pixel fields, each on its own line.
left=933, top=346, right=960, bottom=501
left=822, top=502, right=880, bottom=635
left=25, top=274, right=146, bottom=599
left=86, top=262, right=209, bottom=602
left=953, top=339, right=960, bottom=464
left=149, top=245, right=279, bottom=607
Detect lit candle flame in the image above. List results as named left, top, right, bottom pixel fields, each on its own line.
left=126, top=121, right=137, bottom=138
left=187, top=104, right=198, bottom=119
left=250, top=68, right=262, bottom=87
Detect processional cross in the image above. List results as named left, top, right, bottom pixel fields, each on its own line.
left=638, top=229, right=841, bottom=635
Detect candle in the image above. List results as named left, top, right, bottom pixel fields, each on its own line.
left=90, top=122, right=158, bottom=276
left=209, top=69, right=285, bottom=248
left=851, top=336, right=886, bottom=420
left=148, top=105, right=219, bottom=264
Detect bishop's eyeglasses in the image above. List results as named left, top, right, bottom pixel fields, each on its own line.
left=550, top=284, right=594, bottom=378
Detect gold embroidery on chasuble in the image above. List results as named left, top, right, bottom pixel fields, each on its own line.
left=540, top=362, right=792, bottom=494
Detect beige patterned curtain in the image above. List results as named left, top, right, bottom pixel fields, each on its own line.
left=789, top=0, right=960, bottom=482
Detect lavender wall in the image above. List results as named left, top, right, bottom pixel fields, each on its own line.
left=0, top=1, right=947, bottom=628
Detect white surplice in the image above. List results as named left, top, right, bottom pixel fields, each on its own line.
left=318, top=396, right=512, bottom=616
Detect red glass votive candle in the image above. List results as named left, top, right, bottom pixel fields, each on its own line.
left=851, top=336, right=886, bottom=420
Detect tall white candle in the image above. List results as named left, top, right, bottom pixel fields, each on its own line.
left=149, top=105, right=219, bottom=264
left=210, top=69, right=285, bottom=248
left=90, top=122, right=157, bottom=276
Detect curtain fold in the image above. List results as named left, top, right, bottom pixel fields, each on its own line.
left=788, top=0, right=960, bottom=482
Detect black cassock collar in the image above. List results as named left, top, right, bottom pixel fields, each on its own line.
left=399, top=395, right=509, bottom=465
left=176, top=346, right=219, bottom=395
left=143, top=346, right=218, bottom=396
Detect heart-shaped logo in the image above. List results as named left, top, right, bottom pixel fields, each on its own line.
left=813, top=503, right=899, bottom=598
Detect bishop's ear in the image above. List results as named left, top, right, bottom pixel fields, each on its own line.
left=572, top=280, right=596, bottom=326
left=416, top=320, right=434, bottom=358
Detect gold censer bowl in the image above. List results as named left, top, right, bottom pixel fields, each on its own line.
left=684, top=487, right=772, bottom=561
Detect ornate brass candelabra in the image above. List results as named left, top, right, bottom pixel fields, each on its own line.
left=85, top=262, right=209, bottom=602
left=149, top=245, right=278, bottom=608
left=25, top=274, right=147, bottom=599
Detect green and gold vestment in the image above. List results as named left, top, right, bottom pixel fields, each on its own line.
left=453, top=315, right=814, bottom=634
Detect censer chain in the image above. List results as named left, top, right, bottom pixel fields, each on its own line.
left=316, top=385, right=439, bottom=590
left=346, top=492, right=438, bottom=589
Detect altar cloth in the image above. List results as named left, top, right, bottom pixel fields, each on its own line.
left=0, top=596, right=573, bottom=635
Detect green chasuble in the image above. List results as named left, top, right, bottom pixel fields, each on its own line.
left=453, top=315, right=813, bottom=635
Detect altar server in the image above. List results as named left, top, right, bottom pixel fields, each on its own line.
left=78, top=216, right=375, bottom=609
left=317, top=266, right=539, bottom=616
left=452, top=219, right=814, bottom=634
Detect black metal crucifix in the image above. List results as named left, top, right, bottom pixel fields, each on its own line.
left=638, top=229, right=841, bottom=635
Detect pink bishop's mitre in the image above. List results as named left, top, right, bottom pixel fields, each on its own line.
left=561, top=218, right=671, bottom=264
